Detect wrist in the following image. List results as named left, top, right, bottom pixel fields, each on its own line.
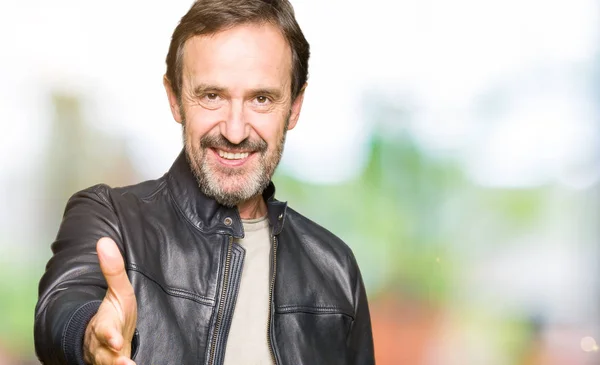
left=62, top=300, right=102, bottom=365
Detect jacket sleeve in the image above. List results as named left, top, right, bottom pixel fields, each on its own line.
left=34, top=184, right=124, bottom=365
left=348, top=255, right=376, bottom=364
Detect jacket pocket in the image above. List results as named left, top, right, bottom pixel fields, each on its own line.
left=273, top=306, right=354, bottom=365
left=129, top=270, right=214, bottom=364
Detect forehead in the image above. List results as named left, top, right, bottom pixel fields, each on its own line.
left=182, top=23, right=292, bottom=91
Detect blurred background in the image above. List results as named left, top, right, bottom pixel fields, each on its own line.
left=1, top=0, right=599, bottom=364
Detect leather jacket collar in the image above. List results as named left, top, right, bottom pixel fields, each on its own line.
left=166, top=150, right=287, bottom=238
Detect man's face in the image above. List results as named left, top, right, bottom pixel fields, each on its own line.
left=165, top=23, right=305, bottom=207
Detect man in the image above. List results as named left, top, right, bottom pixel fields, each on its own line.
left=34, top=0, right=375, bottom=364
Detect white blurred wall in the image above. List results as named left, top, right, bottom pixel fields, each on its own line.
left=0, top=1, right=599, bottom=360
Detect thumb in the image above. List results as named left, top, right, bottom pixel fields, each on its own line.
left=97, top=237, right=134, bottom=299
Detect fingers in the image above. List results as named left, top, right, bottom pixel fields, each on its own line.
left=88, top=347, right=135, bottom=365
left=97, top=237, right=134, bottom=298
left=93, top=317, right=124, bottom=351
left=86, top=319, right=134, bottom=364
left=100, top=329, right=124, bottom=352
left=116, top=356, right=137, bottom=365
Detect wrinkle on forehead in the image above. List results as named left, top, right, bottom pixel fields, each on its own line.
left=181, top=23, right=293, bottom=100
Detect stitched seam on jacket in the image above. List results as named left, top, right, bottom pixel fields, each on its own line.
left=137, top=179, right=168, bottom=201
left=275, top=305, right=355, bottom=320
left=91, top=186, right=125, bottom=246
left=92, top=185, right=114, bottom=210
left=128, top=264, right=215, bottom=306
left=164, top=180, right=209, bottom=234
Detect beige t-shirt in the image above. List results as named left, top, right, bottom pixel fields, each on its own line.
left=223, top=216, right=274, bottom=365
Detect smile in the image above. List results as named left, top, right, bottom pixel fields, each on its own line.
left=217, top=150, right=250, bottom=160
left=211, top=148, right=256, bottom=167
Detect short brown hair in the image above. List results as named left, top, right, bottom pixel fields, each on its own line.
left=165, top=0, right=310, bottom=102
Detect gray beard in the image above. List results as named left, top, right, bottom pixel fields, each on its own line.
left=182, top=120, right=288, bottom=207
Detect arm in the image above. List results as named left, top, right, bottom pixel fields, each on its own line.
left=34, top=185, right=126, bottom=364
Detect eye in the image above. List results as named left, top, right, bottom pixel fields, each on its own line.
left=198, top=92, right=224, bottom=109
left=255, top=95, right=269, bottom=104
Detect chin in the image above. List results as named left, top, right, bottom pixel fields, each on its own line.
left=202, top=172, right=268, bottom=207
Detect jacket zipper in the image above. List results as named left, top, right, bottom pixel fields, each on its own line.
left=209, top=235, right=234, bottom=365
left=266, top=234, right=278, bottom=364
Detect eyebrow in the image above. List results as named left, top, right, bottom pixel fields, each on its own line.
left=192, top=83, right=284, bottom=100
left=248, top=88, right=283, bottom=100
left=192, top=84, right=227, bottom=96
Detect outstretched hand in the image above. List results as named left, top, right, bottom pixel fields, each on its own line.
left=83, top=237, right=138, bottom=365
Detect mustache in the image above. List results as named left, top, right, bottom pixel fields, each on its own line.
left=200, top=134, right=268, bottom=153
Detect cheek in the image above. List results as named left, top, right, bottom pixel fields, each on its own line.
left=248, top=113, right=287, bottom=146
left=185, top=108, right=224, bottom=139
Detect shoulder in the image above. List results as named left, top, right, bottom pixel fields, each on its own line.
left=75, top=175, right=168, bottom=206
left=59, top=176, right=170, bottom=244
left=61, top=176, right=169, bottom=222
left=282, top=206, right=358, bottom=267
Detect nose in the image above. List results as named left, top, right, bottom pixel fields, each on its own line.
left=219, top=100, right=250, bottom=145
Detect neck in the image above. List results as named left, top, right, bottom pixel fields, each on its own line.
left=237, top=194, right=267, bottom=220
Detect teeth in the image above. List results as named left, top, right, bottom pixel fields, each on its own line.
left=218, top=150, right=249, bottom=160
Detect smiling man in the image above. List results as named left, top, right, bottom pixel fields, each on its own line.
left=34, top=1, right=375, bottom=364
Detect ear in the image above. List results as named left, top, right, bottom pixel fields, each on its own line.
left=287, top=83, right=307, bottom=131
left=163, top=75, right=183, bottom=124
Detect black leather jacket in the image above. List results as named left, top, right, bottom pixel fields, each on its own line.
left=34, top=151, right=375, bottom=365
